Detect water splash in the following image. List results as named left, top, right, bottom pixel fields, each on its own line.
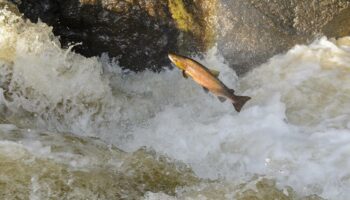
left=0, top=4, right=350, bottom=199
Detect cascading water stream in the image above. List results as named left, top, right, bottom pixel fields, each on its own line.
left=1, top=3, right=350, bottom=200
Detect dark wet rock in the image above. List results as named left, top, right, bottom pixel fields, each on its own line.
left=10, top=0, right=177, bottom=71
left=9, top=0, right=215, bottom=72
left=7, top=0, right=350, bottom=75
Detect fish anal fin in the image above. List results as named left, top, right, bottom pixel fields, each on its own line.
left=182, top=70, right=188, bottom=79
left=209, top=69, right=220, bottom=77
left=203, top=87, right=209, bottom=93
left=218, top=96, right=226, bottom=102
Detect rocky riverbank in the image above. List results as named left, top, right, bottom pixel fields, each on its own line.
left=7, top=0, right=350, bottom=74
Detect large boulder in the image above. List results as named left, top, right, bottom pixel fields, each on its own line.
left=216, top=0, right=350, bottom=75
left=10, top=0, right=215, bottom=71
left=8, top=0, right=350, bottom=75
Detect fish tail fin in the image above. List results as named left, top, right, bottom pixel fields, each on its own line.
left=232, top=95, right=251, bottom=112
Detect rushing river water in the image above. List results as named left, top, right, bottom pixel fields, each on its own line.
left=1, top=5, right=350, bottom=200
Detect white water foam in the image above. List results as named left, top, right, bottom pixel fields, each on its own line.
left=1, top=4, right=350, bottom=199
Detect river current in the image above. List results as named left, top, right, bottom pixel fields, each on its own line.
left=1, top=5, right=350, bottom=200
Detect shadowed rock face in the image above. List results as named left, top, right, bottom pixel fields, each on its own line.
left=9, top=0, right=350, bottom=75
left=9, top=0, right=216, bottom=72
left=323, top=6, right=350, bottom=38
left=10, top=0, right=183, bottom=71
left=217, top=0, right=350, bottom=75
left=250, top=0, right=349, bottom=35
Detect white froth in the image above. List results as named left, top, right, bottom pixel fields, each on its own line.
left=115, top=38, right=350, bottom=198
left=1, top=4, right=350, bottom=199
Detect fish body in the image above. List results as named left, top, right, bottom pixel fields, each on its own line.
left=168, top=53, right=251, bottom=112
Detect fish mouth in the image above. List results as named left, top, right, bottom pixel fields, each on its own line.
left=168, top=53, right=186, bottom=70
left=168, top=53, right=177, bottom=64
left=168, top=53, right=181, bottom=68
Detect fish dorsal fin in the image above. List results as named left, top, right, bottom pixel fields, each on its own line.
left=182, top=70, right=188, bottom=79
left=202, top=87, right=209, bottom=93
left=218, top=96, right=226, bottom=102
left=209, top=68, right=220, bottom=77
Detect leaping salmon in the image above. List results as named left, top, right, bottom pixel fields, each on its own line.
left=168, top=53, right=251, bottom=112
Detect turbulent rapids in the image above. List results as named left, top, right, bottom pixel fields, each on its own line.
left=1, top=4, right=350, bottom=200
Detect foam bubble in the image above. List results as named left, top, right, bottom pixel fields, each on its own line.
left=1, top=4, right=350, bottom=199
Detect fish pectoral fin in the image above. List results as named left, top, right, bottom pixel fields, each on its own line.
left=182, top=70, right=188, bottom=79
left=202, top=87, right=209, bottom=93
left=209, top=68, right=220, bottom=77
left=218, top=96, right=226, bottom=102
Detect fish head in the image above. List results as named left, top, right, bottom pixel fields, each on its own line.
left=168, top=53, right=187, bottom=71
